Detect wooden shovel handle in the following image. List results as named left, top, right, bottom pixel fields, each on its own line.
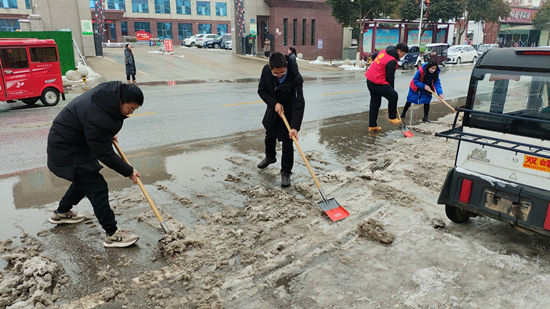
left=113, top=140, right=165, bottom=224
left=280, top=113, right=323, bottom=191
left=427, top=88, right=456, bottom=113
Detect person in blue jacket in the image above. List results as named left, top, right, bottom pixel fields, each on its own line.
left=400, top=60, right=443, bottom=122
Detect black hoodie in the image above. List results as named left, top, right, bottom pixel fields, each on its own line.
left=47, top=81, right=133, bottom=181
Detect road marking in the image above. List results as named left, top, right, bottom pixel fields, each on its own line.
left=322, top=90, right=362, bottom=96
left=223, top=100, right=263, bottom=107
left=128, top=112, right=156, bottom=117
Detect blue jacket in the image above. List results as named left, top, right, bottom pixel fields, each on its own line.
left=406, top=63, right=443, bottom=104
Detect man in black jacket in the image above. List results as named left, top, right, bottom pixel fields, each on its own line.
left=257, top=52, right=305, bottom=187
left=365, top=43, right=409, bottom=132
left=47, top=81, right=143, bottom=248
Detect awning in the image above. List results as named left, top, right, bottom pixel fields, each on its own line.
left=499, top=25, right=534, bottom=35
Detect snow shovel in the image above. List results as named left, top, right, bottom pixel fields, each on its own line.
left=113, top=141, right=171, bottom=234
left=280, top=113, right=349, bottom=222
left=427, top=89, right=456, bottom=113
left=395, top=107, right=414, bottom=138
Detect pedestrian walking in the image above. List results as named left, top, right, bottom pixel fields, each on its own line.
left=400, top=60, right=443, bottom=123
left=125, top=44, right=136, bottom=84
left=288, top=47, right=299, bottom=72
left=47, top=81, right=144, bottom=248
left=257, top=52, right=305, bottom=187
left=263, top=37, right=271, bottom=58
left=365, top=43, right=409, bottom=132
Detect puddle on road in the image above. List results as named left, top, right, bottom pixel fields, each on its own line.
left=0, top=97, right=465, bottom=304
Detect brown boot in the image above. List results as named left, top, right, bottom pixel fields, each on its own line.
left=133, top=80, right=137, bottom=85
left=127, top=80, right=131, bottom=84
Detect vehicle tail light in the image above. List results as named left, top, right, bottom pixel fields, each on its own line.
left=459, top=179, right=473, bottom=204
left=544, top=203, right=550, bottom=231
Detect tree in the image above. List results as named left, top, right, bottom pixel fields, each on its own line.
left=326, top=0, right=398, bottom=55
left=533, top=0, right=550, bottom=45
left=399, top=0, right=466, bottom=44
left=465, top=0, right=511, bottom=45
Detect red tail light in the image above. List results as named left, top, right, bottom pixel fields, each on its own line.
left=459, top=179, right=473, bottom=204
left=544, top=203, right=550, bottom=231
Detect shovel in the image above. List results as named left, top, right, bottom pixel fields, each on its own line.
left=427, top=89, right=456, bottom=113
left=395, top=107, right=414, bottom=138
left=113, top=141, right=171, bottom=234
left=280, top=113, right=349, bottom=222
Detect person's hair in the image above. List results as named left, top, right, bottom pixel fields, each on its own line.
left=269, top=52, right=287, bottom=69
left=125, top=43, right=133, bottom=55
left=422, top=60, right=439, bottom=84
left=120, top=83, right=144, bottom=106
left=396, top=42, right=409, bottom=53
left=288, top=47, right=296, bottom=55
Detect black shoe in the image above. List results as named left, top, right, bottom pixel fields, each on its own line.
left=281, top=171, right=291, bottom=188
left=422, top=117, right=430, bottom=122
left=257, top=157, right=276, bottom=169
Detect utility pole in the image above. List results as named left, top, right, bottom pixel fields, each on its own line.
left=417, top=1, right=424, bottom=48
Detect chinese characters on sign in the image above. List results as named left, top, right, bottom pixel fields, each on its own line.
left=135, top=31, right=152, bottom=41
left=164, top=39, right=173, bottom=52
left=502, top=8, right=537, bottom=23
left=523, top=155, right=550, bottom=173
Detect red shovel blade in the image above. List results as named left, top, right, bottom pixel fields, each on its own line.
left=401, top=129, right=415, bottom=138
left=325, top=206, right=350, bottom=221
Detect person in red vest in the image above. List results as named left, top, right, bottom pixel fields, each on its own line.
left=400, top=59, right=443, bottom=122
left=365, top=43, right=409, bottom=132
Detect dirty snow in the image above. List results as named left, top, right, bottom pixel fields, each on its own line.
left=3, top=114, right=550, bottom=308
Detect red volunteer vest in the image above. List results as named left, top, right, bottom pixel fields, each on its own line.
left=365, top=48, right=398, bottom=85
left=409, top=66, right=435, bottom=92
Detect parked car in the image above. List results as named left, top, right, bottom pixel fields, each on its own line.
left=204, top=34, right=231, bottom=49
left=196, top=34, right=219, bottom=48
left=399, top=45, right=421, bottom=70
left=183, top=34, right=203, bottom=47
left=447, top=45, right=478, bottom=64
left=225, top=40, right=232, bottom=50
left=476, top=44, right=499, bottom=56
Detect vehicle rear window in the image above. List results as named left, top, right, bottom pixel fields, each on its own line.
left=0, top=48, right=28, bottom=69
left=30, top=47, right=58, bottom=63
left=468, top=69, right=550, bottom=139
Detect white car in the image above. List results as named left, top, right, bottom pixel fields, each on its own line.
left=447, top=45, right=478, bottom=64
left=225, top=40, right=232, bottom=50
left=183, top=34, right=202, bottom=47
left=196, top=34, right=219, bottom=48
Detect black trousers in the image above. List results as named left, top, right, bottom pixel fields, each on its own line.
left=57, top=167, right=117, bottom=235
left=126, top=74, right=135, bottom=81
left=264, top=130, right=293, bottom=173
left=366, top=82, right=398, bottom=127
left=402, top=102, right=430, bottom=117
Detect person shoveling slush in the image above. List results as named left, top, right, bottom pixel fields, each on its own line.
left=400, top=60, right=444, bottom=122
left=257, top=52, right=305, bottom=187
left=47, top=81, right=143, bottom=248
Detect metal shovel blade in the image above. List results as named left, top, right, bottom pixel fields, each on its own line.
left=318, top=198, right=349, bottom=221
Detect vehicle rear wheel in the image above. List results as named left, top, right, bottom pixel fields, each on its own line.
left=214, top=43, right=220, bottom=49
left=441, top=61, right=446, bottom=67
left=403, top=61, right=410, bottom=70
left=456, top=57, right=462, bottom=64
left=41, top=88, right=60, bottom=106
left=22, top=97, right=39, bottom=105
left=445, top=204, right=471, bottom=223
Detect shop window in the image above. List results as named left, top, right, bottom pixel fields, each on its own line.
left=134, top=22, right=150, bottom=34
left=197, top=1, right=210, bottom=16
left=217, top=24, right=227, bottom=35
left=157, top=22, right=172, bottom=39
left=283, top=19, right=287, bottom=46
left=215, top=3, right=226, bottom=16
left=311, top=19, right=315, bottom=45
left=198, top=24, right=211, bottom=34
left=0, top=19, right=19, bottom=32
left=178, top=23, right=192, bottom=40
left=293, top=19, right=297, bottom=46
left=155, top=0, right=170, bottom=14
left=108, top=0, right=125, bottom=10
left=176, top=0, right=191, bottom=15
left=302, top=19, right=306, bottom=46
left=121, top=21, right=128, bottom=36
left=132, top=0, right=149, bottom=13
